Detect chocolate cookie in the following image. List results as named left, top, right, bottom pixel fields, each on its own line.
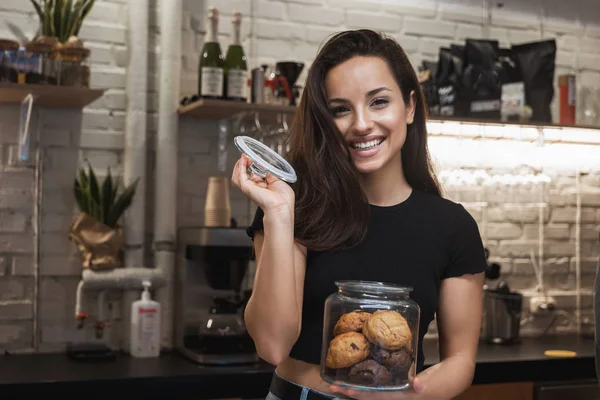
left=325, top=332, right=370, bottom=369
left=371, top=345, right=413, bottom=372
left=333, top=310, right=371, bottom=336
left=348, top=360, right=391, bottom=385
left=362, top=310, right=412, bottom=350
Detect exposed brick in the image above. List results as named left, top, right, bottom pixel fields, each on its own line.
left=507, top=30, right=543, bottom=45
left=0, top=0, right=36, bottom=13
left=42, top=214, right=72, bottom=233
left=522, top=224, right=571, bottom=240
left=328, top=0, right=382, bottom=11
left=11, top=256, right=32, bottom=276
left=495, top=240, right=576, bottom=258
left=41, top=255, right=81, bottom=277
left=392, top=35, right=420, bottom=53
left=213, top=0, right=253, bottom=16
left=439, top=5, right=484, bottom=25
left=39, top=128, right=72, bottom=147
left=86, top=1, right=124, bottom=25
left=419, top=38, right=454, bottom=57
left=0, top=301, right=32, bottom=320
left=580, top=54, right=600, bottom=72
left=79, top=22, right=127, bottom=44
left=255, top=21, right=307, bottom=40
left=403, top=18, right=456, bottom=38
left=0, top=170, right=34, bottom=191
left=570, top=258, right=598, bottom=275
left=547, top=190, right=577, bottom=206
left=0, top=279, right=30, bottom=301
left=455, top=24, right=484, bottom=40
left=551, top=207, right=596, bottom=223
left=544, top=257, right=570, bottom=276
left=502, top=206, right=551, bottom=224
left=346, top=11, right=402, bottom=32
left=41, top=234, right=71, bottom=256
left=0, top=322, right=33, bottom=348
left=512, top=259, right=536, bottom=276
left=40, top=277, right=80, bottom=304
left=381, top=0, right=437, bottom=18
left=486, top=223, right=522, bottom=240
left=575, top=224, right=600, bottom=241
left=289, top=8, right=344, bottom=28
left=90, top=68, right=127, bottom=90
left=0, top=210, right=27, bottom=233
left=306, top=26, right=341, bottom=44
left=256, top=0, right=286, bottom=20
left=0, top=233, right=33, bottom=253
left=491, top=9, right=540, bottom=30
left=79, top=131, right=124, bottom=150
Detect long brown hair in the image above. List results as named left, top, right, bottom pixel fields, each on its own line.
left=285, top=29, right=441, bottom=252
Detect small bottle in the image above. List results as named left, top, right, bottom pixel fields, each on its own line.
left=198, top=6, right=224, bottom=99
left=224, top=11, right=248, bottom=102
left=130, top=280, right=161, bottom=358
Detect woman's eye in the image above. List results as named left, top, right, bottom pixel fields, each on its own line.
left=371, top=98, right=389, bottom=108
left=330, top=106, right=350, bottom=116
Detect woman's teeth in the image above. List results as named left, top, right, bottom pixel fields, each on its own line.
left=351, top=139, right=384, bottom=150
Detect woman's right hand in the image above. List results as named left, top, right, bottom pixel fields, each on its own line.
left=232, top=154, right=295, bottom=219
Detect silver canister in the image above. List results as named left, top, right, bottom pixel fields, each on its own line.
left=251, top=67, right=264, bottom=104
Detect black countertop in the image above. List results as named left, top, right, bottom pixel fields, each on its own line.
left=0, top=335, right=596, bottom=399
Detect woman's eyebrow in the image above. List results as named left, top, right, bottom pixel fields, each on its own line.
left=328, top=86, right=391, bottom=104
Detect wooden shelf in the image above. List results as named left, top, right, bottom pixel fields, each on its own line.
left=178, top=98, right=296, bottom=121
left=177, top=98, right=600, bottom=135
left=0, top=83, right=105, bottom=108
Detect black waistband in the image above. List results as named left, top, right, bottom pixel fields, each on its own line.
left=269, top=372, right=335, bottom=400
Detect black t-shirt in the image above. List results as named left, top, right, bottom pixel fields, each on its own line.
left=246, top=189, right=487, bottom=372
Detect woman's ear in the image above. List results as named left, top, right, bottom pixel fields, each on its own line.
left=406, top=90, right=416, bottom=125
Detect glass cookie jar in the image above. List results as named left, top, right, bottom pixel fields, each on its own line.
left=320, top=280, right=420, bottom=392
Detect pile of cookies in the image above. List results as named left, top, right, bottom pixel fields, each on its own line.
left=324, top=309, right=414, bottom=386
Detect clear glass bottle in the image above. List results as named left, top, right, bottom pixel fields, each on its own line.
left=224, top=11, right=247, bottom=102
left=321, top=280, right=420, bottom=392
left=198, top=6, right=224, bottom=99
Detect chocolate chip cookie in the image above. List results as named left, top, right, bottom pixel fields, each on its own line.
left=362, top=310, right=412, bottom=350
left=325, top=332, right=370, bottom=369
left=333, top=310, right=371, bottom=336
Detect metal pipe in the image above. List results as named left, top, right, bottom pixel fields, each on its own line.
left=32, top=108, right=42, bottom=351
left=74, top=269, right=166, bottom=322
left=154, top=0, right=182, bottom=349
left=81, top=268, right=166, bottom=290
left=122, top=0, right=150, bottom=350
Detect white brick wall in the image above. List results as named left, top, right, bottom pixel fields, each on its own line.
left=0, top=0, right=599, bottom=350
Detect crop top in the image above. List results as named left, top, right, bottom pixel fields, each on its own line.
left=246, top=189, right=487, bottom=372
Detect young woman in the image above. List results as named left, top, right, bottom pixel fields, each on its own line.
left=232, top=29, right=486, bottom=400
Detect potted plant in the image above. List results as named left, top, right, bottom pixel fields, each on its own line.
left=28, top=0, right=96, bottom=86
left=69, top=164, right=139, bottom=271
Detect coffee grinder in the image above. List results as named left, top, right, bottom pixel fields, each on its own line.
left=177, top=227, right=258, bottom=365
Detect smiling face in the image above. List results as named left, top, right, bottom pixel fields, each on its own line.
left=325, top=56, right=415, bottom=177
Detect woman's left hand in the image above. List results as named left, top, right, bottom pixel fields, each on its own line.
left=329, top=376, right=425, bottom=399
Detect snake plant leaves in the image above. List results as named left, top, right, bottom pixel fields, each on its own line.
left=73, top=164, right=139, bottom=229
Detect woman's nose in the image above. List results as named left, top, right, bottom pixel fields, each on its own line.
left=352, top=110, right=374, bottom=134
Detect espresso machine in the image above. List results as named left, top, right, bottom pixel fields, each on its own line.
left=177, top=227, right=259, bottom=365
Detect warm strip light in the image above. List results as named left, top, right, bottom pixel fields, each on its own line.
left=426, top=119, right=600, bottom=145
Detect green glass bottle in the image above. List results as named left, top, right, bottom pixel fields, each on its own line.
left=224, top=12, right=248, bottom=102
left=198, top=6, right=224, bottom=99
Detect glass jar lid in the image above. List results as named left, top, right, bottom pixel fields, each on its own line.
left=336, top=280, right=413, bottom=295
left=234, top=135, right=297, bottom=183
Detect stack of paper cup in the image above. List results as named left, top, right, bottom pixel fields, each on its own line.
left=204, top=176, right=231, bottom=227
